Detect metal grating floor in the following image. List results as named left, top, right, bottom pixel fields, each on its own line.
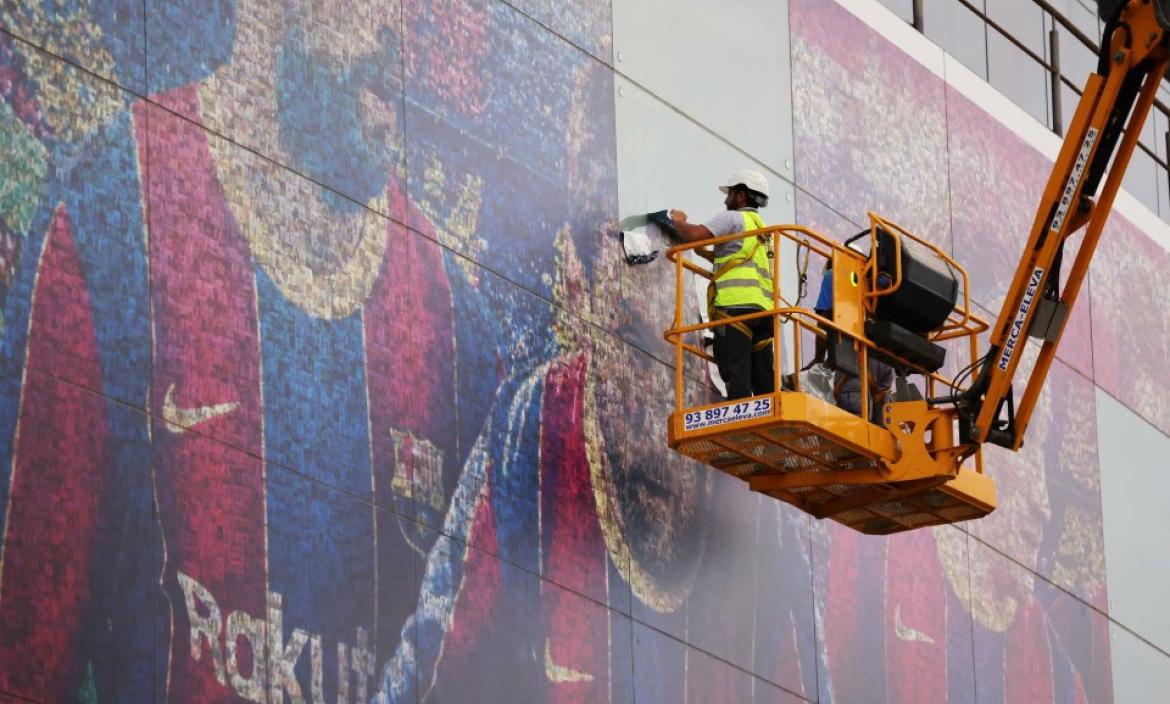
left=675, top=422, right=990, bottom=534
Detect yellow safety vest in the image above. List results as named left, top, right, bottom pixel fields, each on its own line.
left=711, top=210, right=773, bottom=310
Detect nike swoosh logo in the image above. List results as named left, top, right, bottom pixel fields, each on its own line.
left=894, top=604, right=936, bottom=644
left=544, top=639, right=594, bottom=683
left=163, top=383, right=239, bottom=434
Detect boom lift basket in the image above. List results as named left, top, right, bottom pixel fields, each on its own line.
left=664, top=214, right=995, bottom=535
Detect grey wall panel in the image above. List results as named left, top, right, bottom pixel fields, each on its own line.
left=612, top=76, right=795, bottom=365
left=1110, top=624, right=1170, bottom=704
left=614, top=77, right=794, bottom=225
left=1097, top=388, right=1170, bottom=653
left=612, top=0, right=794, bottom=180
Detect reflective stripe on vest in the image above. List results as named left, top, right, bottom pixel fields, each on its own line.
left=713, top=210, right=773, bottom=310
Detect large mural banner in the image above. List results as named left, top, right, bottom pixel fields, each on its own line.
left=0, top=0, right=1138, bottom=701
left=0, top=0, right=623, bottom=700
left=0, top=0, right=818, bottom=701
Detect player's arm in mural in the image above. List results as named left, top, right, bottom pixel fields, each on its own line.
left=372, top=369, right=548, bottom=704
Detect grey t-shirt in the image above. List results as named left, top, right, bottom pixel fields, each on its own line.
left=705, top=208, right=759, bottom=259
left=705, top=209, right=755, bottom=237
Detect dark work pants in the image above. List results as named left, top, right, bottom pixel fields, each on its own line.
left=713, top=308, right=775, bottom=400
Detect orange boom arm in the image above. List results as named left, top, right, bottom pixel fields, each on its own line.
left=961, top=0, right=1170, bottom=449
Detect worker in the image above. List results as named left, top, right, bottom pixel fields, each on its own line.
left=669, top=169, right=774, bottom=400
left=834, top=355, right=894, bottom=424
left=803, top=259, right=834, bottom=370
left=814, top=260, right=834, bottom=319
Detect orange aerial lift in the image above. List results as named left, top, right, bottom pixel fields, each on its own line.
left=664, top=0, right=1170, bottom=534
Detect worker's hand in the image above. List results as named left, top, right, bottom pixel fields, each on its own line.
left=669, top=209, right=688, bottom=226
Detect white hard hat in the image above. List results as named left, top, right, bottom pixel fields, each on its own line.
left=719, top=169, right=770, bottom=206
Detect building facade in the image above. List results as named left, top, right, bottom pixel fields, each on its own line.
left=0, top=0, right=1165, bottom=701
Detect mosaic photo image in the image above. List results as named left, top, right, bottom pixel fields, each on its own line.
left=0, top=0, right=1166, bottom=700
